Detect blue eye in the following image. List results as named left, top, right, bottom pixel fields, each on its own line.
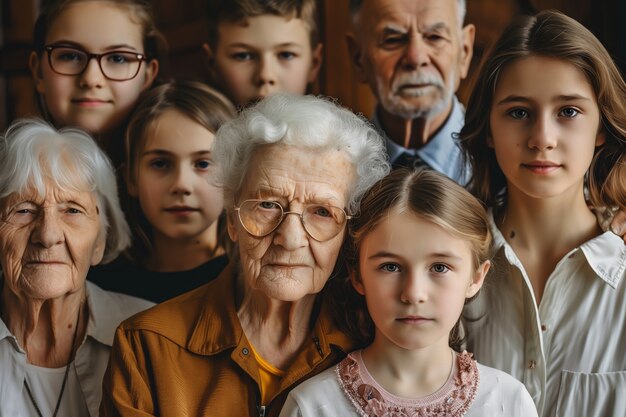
left=430, top=263, right=449, bottom=274
left=508, top=108, right=529, bottom=119
left=150, top=159, right=168, bottom=170
left=278, top=51, right=296, bottom=60
left=559, top=107, right=579, bottom=118
left=195, top=160, right=211, bottom=169
left=380, top=263, right=401, bottom=273
left=57, top=51, right=82, bottom=62
left=381, top=35, right=407, bottom=49
left=232, top=52, right=253, bottom=61
left=312, top=206, right=331, bottom=218
left=259, top=201, right=281, bottom=210
left=425, top=33, right=445, bottom=43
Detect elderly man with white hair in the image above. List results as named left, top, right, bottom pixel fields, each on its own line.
left=348, top=0, right=474, bottom=183
left=0, top=119, right=153, bottom=417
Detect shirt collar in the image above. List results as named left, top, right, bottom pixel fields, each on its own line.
left=579, top=231, right=626, bottom=288
left=84, top=281, right=151, bottom=346
left=373, top=96, right=467, bottom=182
left=0, top=279, right=151, bottom=350
left=489, top=211, right=626, bottom=288
left=0, top=280, right=101, bottom=346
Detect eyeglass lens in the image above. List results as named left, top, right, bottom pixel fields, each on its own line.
left=237, top=200, right=347, bottom=241
left=48, top=47, right=143, bottom=81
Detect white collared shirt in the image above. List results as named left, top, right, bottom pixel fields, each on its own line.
left=463, top=217, right=626, bottom=417
left=0, top=281, right=153, bottom=417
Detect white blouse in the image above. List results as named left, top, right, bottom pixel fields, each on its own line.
left=0, top=281, right=153, bottom=417
left=463, top=219, right=626, bottom=417
left=280, top=357, right=537, bottom=417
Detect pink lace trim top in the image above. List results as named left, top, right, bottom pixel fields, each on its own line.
left=336, top=350, right=479, bottom=417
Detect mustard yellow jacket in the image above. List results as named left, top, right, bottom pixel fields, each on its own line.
left=100, top=262, right=355, bottom=417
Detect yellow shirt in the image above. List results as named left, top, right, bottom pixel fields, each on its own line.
left=250, top=344, right=286, bottom=405
left=100, top=262, right=357, bottom=417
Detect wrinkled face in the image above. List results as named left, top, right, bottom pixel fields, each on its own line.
left=489, top=56, right=604, bottom=202
left=209, top=15, right=322, bottom=107
left=30, top=2, right=158, bottom=135
left=228, top=145, right=355, bottom=302
left=131, top=109, right=223, bottom=242
left=349, top=0, right=473, bottom=120
left=353, top=211, right=486, bottom=351
left=0, top=180, right=105, bottom=301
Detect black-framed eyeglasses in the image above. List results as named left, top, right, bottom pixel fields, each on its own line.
left=234, top=199, right=352, bottom=242
left=44, top=45, right=147, bottom=81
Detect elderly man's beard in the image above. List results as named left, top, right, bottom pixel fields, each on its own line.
left=377, top=69, right=456, bottom=121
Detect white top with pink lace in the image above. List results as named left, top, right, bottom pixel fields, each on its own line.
left=280, top=350, right=538, bottom=417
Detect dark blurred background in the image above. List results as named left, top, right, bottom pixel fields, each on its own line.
left=1, top=0, right=625, bottom=132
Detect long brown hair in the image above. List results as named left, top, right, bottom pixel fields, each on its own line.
left=329, top=169, right=492, bottom=350
left=460, top=10, right=626, bottom=212
left=124, top=80, right=235, bottom=263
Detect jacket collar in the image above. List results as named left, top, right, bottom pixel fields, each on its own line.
left=185, top=261, right=355, bottom=356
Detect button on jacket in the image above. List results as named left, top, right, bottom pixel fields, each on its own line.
left=463, top=217, right=626, bottom=417
left=100, top=262, right=356, bottom=417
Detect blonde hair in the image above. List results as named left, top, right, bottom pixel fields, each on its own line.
left=329, top=169, right=492, bottom=350
left=460, top=10, right=626, bottom=212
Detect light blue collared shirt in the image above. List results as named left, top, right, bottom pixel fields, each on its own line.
left=373, top=96, right=469, bottom=185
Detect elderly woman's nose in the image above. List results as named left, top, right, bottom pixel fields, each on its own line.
left=273, top=213, right=308, bottom=249
left=30, top=210, right=64, bottom=247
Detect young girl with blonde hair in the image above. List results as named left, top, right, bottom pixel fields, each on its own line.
left=281, top=169, right=537, bottom=416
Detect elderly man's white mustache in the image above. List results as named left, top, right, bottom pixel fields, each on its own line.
left=392, top=72, right=445, bottom=96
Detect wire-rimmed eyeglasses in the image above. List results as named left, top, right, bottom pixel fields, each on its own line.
left=44, top=44, right=147, bottom=81
left=234, top=199, right=351, bottom=242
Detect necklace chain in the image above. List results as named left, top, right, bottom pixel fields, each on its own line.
left=23, top=307, right=82, bottom=417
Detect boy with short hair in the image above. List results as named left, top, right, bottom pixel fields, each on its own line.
left=204, top=0, right=322, bottom=108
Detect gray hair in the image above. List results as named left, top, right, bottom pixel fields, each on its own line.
left=213, top=94, right=390, bottom=214
left=349, top=0, right=467, bottom=27
left=0, top=119, right=130, bottom=263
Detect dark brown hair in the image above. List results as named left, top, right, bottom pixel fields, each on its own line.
left=206, top=0, right=319, bottom=49
left=124, top=80, right=235, bottom=262
left=460, top=10, right=626, bottom=212
left=329, top=169, right=492, bottom=351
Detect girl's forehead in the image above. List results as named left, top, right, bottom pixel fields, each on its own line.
left=494, top=55, right=596, bottom=103
left=46, top=1, right=144, bottom=48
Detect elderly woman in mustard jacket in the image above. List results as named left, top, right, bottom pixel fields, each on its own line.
left=101, top=94, right=390, bottom=416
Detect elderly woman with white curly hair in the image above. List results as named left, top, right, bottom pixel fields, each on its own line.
left=0, top=119, right=153, bottom=417
left=101, top=94, right=391, bottom=417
